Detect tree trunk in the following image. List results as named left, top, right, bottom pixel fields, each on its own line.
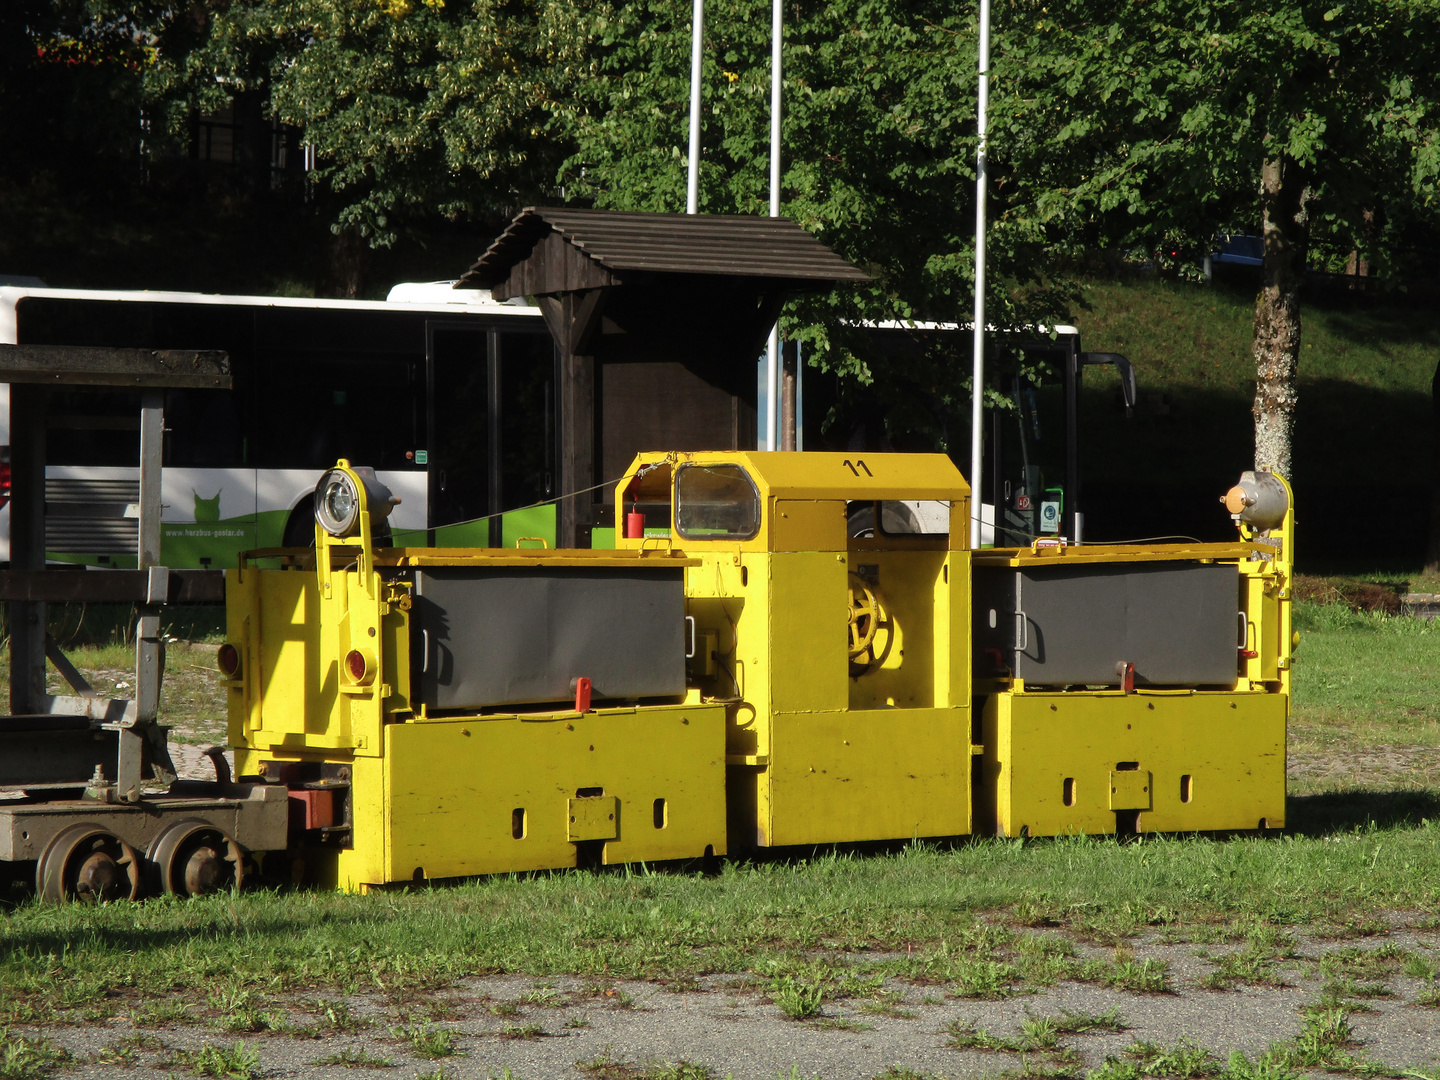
left=1252, top=154, right=1311, bottom=477
left=318, top=225, right=367, bottom=299
left=1426, top=356, right=1440, bottom=575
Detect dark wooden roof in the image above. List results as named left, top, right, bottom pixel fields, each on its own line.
left=457, top=207, right=870, bottom=293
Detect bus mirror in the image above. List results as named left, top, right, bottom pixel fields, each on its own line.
left=1080, top=352, right=1137, bottom=416
left=313, top=462, right=400, bottom=538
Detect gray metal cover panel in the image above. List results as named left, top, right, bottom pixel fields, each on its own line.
left=458, top=207, right=871, bottom=288
left=973, top=563, right=1239, bottom=686
left=413, top=567, right=685, bottom=709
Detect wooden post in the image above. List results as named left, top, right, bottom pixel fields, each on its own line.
left=780, top=340, right=797, bottom=452
left=8, top=385, right=46, bottom=714
left=542, top=291, right=606, bottom=549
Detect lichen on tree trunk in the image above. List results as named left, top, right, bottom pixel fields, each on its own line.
left=1252, top=154, right=1311, bottom=478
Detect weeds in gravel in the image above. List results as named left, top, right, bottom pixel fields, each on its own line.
left=860, top=991, right=917, bottom=1019
left=496, top=1024, right=543, bottom=1040
left=578, top=1049, right=631, bottom=1078
left=1278, top=1008, right=1359, bottom=1069
left=645, top=1062, right=717, bottom=1080
left=772, top=975, right=824, bottom=1020
left=391, top=1023, right=460, bottom=1059
left=132, top=998, right=196, bottom=1027
left=1415, top=985, right=1440, bottom=1009
left=949, top=958, right=1020, bottom=998
left=1401, top=954, right=1436, bottom=979
left=946, top=1019, right=1022, bottom=1052
left=1049, top=1007, right=1127, bottom=1035
left=0, top=1029, right=71, bottom=1080
left=1200, top=948, right=1287, bottom=990
left=94, top=1033, right=165, bottom=1068
left=316, top=1000, right=367, bottom=1031
left=315, top=1047, right=395, bottom=1068
left=1101, top=952, right=1171, bottom=994
left=190, top=1041, right=260, bottom=1080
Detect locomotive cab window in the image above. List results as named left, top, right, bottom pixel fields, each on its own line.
left=675, top=464, right=761, bottom=540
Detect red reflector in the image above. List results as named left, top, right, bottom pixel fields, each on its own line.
left=289, top=789, right=336, bottom=831
left=346, top=649, right=367, bottom=681
left=216, top=643, right=240, bottom=677
left=0, top=459, right=10, bottom=510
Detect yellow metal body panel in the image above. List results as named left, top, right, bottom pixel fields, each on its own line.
left=237, top=703, right=726, bottom=891
left=618, top=450, right=975, bottom=849
left=379, top=705, right=724, bottom=884
left=765, top=708, right=971, bottom=845
left=1108, top=770, right=1152, bottom=811
left=982, top=692, right=1286, bottom=835
left=568, top=796, right=620, bottom=842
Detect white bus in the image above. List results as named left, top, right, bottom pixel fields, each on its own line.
left=0, top=283, right=556, bottom=567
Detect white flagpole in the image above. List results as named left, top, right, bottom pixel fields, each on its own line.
left=686, top=0, right=704, bottom=214
left=766, top=0, right=782, bottom=450
left=969, top=0, right=991, bottom=545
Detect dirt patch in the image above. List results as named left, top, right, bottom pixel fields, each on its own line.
left=1293, top=574, right=1404, bottom=614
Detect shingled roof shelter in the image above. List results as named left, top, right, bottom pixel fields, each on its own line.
left=458, top=207, right=869, bottom=547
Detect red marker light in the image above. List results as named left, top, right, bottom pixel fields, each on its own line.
left=217, top=643, right=241, bottom=677
left=346, top=649, right=368, bottom=682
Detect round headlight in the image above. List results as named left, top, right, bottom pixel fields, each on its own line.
left=314, top=469, right=361, bottom=537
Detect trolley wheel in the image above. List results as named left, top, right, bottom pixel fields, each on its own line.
left=36, top=824, right=142, bottom=903
left=147, top=820, right=245, bottom=897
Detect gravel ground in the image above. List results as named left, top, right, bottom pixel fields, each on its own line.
left=18, top=927, right=1440, bottom=1079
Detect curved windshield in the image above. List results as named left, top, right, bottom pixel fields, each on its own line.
left=674, top=464, right=761, bottom=540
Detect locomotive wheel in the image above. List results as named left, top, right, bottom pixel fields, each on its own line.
left=36, top=824, right=142, bottom=903
left=847, top=574, right=881, bottom=660
left=148, top=820, right=245, bottom=897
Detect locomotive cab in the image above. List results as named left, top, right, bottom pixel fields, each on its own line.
left=615, top=451, right=976, bottom=849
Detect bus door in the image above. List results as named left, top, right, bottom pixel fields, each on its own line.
left=426, top=324, right=556, bottom=548
left=987, top=337, right=1135, bottom=546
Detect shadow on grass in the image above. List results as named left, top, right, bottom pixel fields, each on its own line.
left=1287, top=788, right=1440, bottom=836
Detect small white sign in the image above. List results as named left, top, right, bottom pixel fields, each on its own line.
left=1039, top=500, right=1061, bottom=534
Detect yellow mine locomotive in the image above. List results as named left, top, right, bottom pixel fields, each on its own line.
left=221, top=453, right=1294, bottom=892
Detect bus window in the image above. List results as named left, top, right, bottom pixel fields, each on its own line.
left=428, top=327, right=489, bottom=541
left=165, top=387, right=247, bottom=468
left=500, top=331, right=555, bottom=511
left=255, top=350, right=423, bottom=471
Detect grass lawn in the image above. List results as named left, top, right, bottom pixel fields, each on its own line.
left=0, top=595, right=1436, bottom=1023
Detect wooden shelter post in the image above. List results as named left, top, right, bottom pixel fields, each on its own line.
left=9, top=385, right=47, bottom=714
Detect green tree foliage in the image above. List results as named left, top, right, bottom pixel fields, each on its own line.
left=0, top=1, right=154, bottom=182
left=144, top=0, right=598, bottom=251
left=995, top=0, right=1440, bottom=475
left=560, top=0, right=1079, bottom=450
